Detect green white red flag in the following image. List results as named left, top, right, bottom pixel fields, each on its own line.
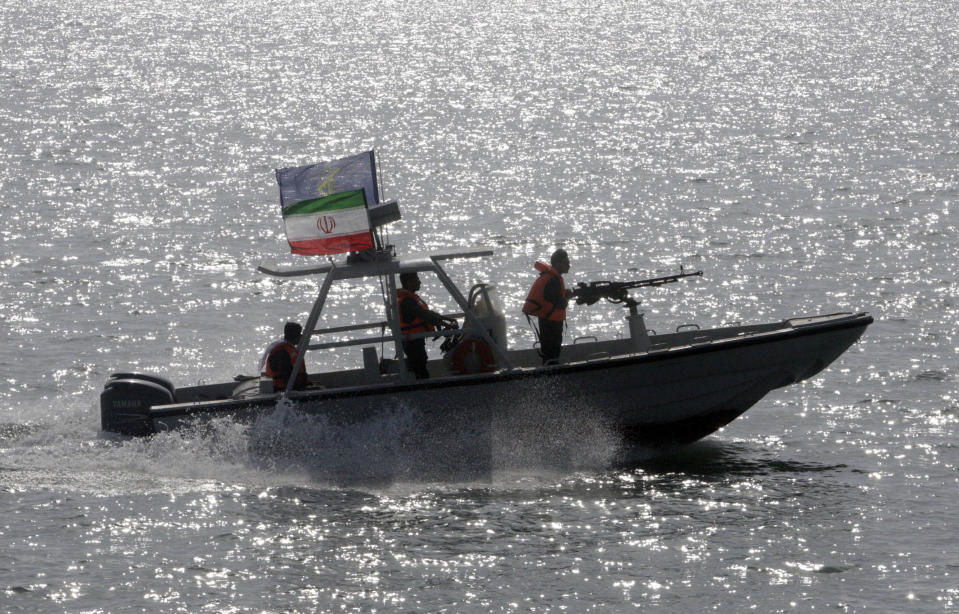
left=275, top=152, right=378, bottom=256
left=279, top=189, right=373, bottom=255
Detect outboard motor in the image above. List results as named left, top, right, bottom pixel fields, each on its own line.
left=100, top=373, right=175, bottom=436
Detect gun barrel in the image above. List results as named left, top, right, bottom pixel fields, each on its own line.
left=629, top=269, right=703, bottom=288
left=571, top=270, right=703, bottom=304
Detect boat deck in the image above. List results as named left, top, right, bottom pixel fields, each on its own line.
left=170, top=313, right=856, bottom=406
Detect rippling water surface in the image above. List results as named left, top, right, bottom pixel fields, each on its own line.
left=2, top=0, right=957, bottom=611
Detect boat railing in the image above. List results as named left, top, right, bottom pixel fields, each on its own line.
left=267, top=249, right=517, bottom=394
left=312, top=313, right=464, bottom=337
left=306, top=311, right=470, bottom=351
left=307, top=326, right=467, bottom=352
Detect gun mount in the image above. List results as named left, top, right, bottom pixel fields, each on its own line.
left=571, top=269, right=703, bottom=315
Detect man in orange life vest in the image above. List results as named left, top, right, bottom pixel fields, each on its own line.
left=259, top=321, right=308, bottom=391
left=397, top=272, right=457, bottom=379
left=523, top=249, right=572, bottom=364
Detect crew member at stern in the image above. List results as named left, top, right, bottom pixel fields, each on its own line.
left=523, top=249, right=573, bottom=364
left=259, top=321, right=309, bottom=391
left=397, top=272, right=457, bottom=379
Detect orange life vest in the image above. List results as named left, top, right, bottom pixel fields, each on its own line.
left=264, top=340, right=306, bottom=390
left=522, top=262, right=567, bottom=321
left=397, top=289, right=436, bottom=339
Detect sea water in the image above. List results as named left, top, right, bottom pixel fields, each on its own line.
left=1, top=0, right=957, bottom=611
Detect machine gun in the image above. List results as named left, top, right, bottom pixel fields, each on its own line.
left=571, top=268, right=703, bottom=314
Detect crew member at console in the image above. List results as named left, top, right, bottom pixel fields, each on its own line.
left=397, top=272, right=456, bottom=379
left=522, top=249, right=573, bottom=364
left=260, top=321, right=308, bottom=391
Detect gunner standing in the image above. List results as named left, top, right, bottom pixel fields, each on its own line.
left=522, top=249, right=573, bottom=364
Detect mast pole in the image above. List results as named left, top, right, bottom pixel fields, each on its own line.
left=285, top=262, right=337, bottom=395
left=383, top=261, right=409, bottom=382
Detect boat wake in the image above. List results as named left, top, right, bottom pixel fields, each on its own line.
left=489, top=384, right=625, bottom=472
left=0, top=410, right=290, bottom=495
left=244, top=394, right=627, bottom=485
left=1, top=395, right=690, bottom=493
left=247, top=401, right=423, bottom=483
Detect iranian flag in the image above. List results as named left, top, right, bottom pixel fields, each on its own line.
left=275, top=152, right=380, bottom=256
left=281, top=189, right=374, bottom=255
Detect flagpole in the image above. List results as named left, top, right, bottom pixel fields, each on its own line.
left=372, top=148, right=384, bottom=206
left=360, top=186, right=382, bottom=251
left=371, top=149, right=385, bottom=252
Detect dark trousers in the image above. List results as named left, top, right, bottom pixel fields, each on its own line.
left=538, top=318, right=564, bottom=364
left=402, top=339, right=430, bottom=379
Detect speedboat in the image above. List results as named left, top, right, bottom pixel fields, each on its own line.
left=101, top=246, right=871, bottom=451
left=100, top=151, right=872, bottom=458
